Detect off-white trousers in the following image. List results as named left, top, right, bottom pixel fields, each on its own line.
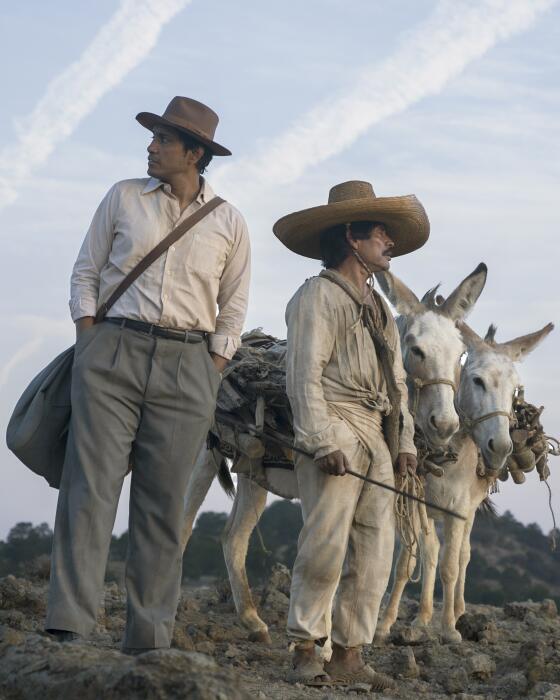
left=46, top=322, right=220, bottom=648
left=287, top=423, right=395, bottom=648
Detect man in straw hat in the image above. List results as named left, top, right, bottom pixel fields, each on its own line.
left=273, top=181, right=429, bottom=688
left=45, top=97, right=250, bottom=652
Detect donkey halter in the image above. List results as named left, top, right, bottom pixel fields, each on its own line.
left=410, top=377, right=457, bottom=418
left=458, top=407, right=513, bottom=433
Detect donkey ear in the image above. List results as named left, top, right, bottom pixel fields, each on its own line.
left=497, top=323, right=554, bottom=361
left=374, top=271, right=421, bottom=314
left=440, top=263, right=487, bottom=321
left=484, top=324, right=498, bottom=344
left=457, top=321, right=484, bottom=350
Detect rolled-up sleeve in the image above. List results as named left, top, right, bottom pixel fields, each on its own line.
left=286, top=281, right=338, bottom=459
left=69, top=185, right=117, bottom=321
left=208, top=212, right=251, bottom=360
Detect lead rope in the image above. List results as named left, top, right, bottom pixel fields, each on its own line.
left=394, top=471, right=429, bottom=582
left=544, top=479, right=557, bottom=551
left=544, top=435, right=560, bottom=551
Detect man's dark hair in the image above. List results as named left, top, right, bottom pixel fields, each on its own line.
left=319, top=221, right=384, bottom=269
left=178, top=131, right=213, bottom=174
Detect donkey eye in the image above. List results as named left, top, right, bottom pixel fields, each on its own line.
left=410, top=346, right=425, bottom=360
left=473, top=376, right=486, bottom=391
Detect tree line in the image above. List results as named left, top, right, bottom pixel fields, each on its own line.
left=1, top=502, right=558, bottom=607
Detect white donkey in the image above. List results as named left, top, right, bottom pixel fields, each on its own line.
left=180, top=264, right=488, bottom=643
left=374, top=283, right=553, bottom=643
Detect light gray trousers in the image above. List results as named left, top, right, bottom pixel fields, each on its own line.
left=287, top=425, right=395, bottom=648
left=46, top=322, right=220, bottom=648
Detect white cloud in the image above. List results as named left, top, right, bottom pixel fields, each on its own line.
left=214, top=0, right=557, bottom=202
left=0, top=0, right=192, bottom=209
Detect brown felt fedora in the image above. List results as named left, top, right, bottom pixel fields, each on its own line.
left=136, top=96, right=231, bottom=156
left=273, top=180, right=430, bottom=259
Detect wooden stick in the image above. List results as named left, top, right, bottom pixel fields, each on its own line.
left=214, top=412, right=466, bottom=521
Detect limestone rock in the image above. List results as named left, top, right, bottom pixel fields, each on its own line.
left=468, top=652, right=496, bottom=679
left=504, top=600, right=555, bottom=621
left=498, top=671, right=528, bottom=698
left=393, top=646, right=420, bottom=679
left=392, top=624, right=435, bottom=646
left=441, top=666, right=468, bottom=693
left=530, top=682, right=560, bottom=699
left=195, top=640, right=216, bottom=656
left=0, top=636, right=251, bottom=699
left=225, top=644, right=242, bottom=659
left=171, top=625, right=195, bottom=652
left=456, top=612, right=498, bottom=643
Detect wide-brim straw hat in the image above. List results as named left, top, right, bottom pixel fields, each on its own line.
left=273, top=180, right=429, bottom=259
left=136, top=96, right=231, bottom=156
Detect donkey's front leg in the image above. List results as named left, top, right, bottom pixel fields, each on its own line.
left=440, top=515, right=465, bottom=643
left=222, top=475, right=271, bottom=644
left=414, top=519, right=439, bottom=627
left=375, top=538, right=418, bottom=642
left=454, top=512, right=475, bottom=622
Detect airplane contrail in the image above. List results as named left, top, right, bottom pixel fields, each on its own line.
left=0, top=0, right=192, bottom=210
left=0, top=337, right=43, bottom=390
left=214, top=0, right=557, bottom=201
left=0, top=316, right=73, bottom=389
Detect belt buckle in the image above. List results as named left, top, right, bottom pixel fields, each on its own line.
left=148, top=324, right=155, bottom=336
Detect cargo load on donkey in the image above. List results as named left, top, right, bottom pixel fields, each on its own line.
left=208, top=328, right=296, bottom=497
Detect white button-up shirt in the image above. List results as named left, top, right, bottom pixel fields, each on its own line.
left=69, top=177, right=251, bottom=359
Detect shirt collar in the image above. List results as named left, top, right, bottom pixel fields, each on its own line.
left=141, top=176, right=214, bottom=204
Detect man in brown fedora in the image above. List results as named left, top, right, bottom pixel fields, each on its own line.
left=45, top=96, right=250, bottom=652
left=273, top=181, right=429, bottom=688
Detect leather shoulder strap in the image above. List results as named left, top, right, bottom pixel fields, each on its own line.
left=95, top=196, right=225, bottom=322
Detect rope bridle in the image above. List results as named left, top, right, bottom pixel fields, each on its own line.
left=458, top=408, right=513, bottom=433
left=409, top=376, right=457, bottom=419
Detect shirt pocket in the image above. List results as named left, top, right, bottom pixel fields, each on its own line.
left=185, top=233, right=227, bottom=279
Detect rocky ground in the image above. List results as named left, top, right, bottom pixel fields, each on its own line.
left=1, top=563, right=560, bottom=699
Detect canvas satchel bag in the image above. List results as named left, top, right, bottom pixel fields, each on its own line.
left=6, top=196, right=225, bottom=488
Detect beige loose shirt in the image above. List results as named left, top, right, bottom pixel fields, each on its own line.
left=286, top=271, right=416, bottom=460
left=70, top=177, right=250, bottom=359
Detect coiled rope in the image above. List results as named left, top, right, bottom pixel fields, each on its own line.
left=394, top=471, right=430, bottom=582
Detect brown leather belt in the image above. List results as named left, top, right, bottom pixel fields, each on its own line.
left=104, top=317, right=206, bottom=343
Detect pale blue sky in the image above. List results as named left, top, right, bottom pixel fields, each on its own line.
left=1, top=0, right=559, bottom=537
